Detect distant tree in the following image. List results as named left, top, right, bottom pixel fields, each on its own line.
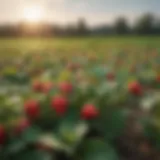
left=134, top=13, right=155, bottom=34
left=91, top=25, right=114, bottom=36
left=63, top=24, right=76, bottom=36
left=51, top=25, right=64, bottom=36
left=114, top=17, right=129, bottom=34
left=76, top=18, right=89, bottom=35
left=154, top=20, right=160, bottom=34
left=0, top=25, right=17, bottom=37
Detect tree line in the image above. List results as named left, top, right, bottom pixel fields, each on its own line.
left=0, top=13, right=160, bottom=37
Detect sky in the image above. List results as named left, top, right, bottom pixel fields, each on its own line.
left=0, top=0, right=160, bottom=26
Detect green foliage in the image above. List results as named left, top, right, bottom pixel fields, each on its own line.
left=0, top=37, right=160, bottom=159
left=79, top=139, right=119, bottom=160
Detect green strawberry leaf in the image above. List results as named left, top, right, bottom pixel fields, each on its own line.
left=100, top=109, right=128, bottom=141
left=79, top=139, right=119, bottom=160
left=13, top=150, right=53, bottom=160
left=22, top=127, right=42, bottom=143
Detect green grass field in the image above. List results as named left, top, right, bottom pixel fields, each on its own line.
left=0, top=36, right=160, bottom=57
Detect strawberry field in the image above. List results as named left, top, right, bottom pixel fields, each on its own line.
left=0, top=37, right=160, bottom=160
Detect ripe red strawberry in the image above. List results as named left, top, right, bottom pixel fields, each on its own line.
left=81, top=104, right=99, bottom=120
left=32, top=82, right=43, bottom=92
left=89, top=55, right=97, bottom=62
left=0, top=125, right=6, bottom=145
left=67, top=63, right=80, bottom=71
left=42, top=82, right=53, bottom=93
left=128, top=81, right=143, bottom=96
left=67, top=63, right=75, bottom=71
left=24, top=100, right=40, bottom=119
left=15, top=119, right=30, bottom=135
left=51, top=96, right=68, bottom=116
left=156, top=75, right=160, bottom=83
left=130, top=66, right=136, bottom=73
left=106, top=73, right=115, bottom=81
left=59, top=82, right=73, bottom=94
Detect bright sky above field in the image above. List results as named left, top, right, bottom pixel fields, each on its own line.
left=0, top=0, right=159, bottom=26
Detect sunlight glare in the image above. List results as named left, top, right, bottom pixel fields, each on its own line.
left=23, top=6, right=43, bottom=22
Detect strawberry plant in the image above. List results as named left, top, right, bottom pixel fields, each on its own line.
left=0, top=50, right=160, bottom=160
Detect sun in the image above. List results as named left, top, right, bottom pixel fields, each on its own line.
left=23, top=6, right=43, bottom=22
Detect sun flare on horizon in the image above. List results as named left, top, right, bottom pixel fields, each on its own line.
left=23, top=6, right=44, bottom=22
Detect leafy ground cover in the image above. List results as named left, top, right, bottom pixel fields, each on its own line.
left=0, top=37, right=160, bottom=160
